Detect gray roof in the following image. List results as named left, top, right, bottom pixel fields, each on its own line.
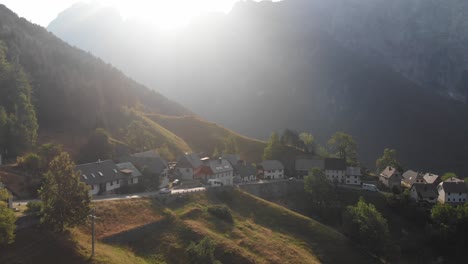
left=439, top=179, right=468, bottom=193
left=380, top=166, right=400, bottom=179
left=221, top=154, right=240, bottom=166
left=295, top=159, right=324, bottom=171
left=235, top=164, right=256, bottom=178
left=411, top=183, right=438, bottom=199
left=209, top=158, right=233, bottom=174
left=76, top=160, right=124, bottom=185
left=116, top=162, right=142, bottom=178
left=403, top=170, right=424, bottom=185
left=423, top=173, right=440, bottom=184
left=261, top=160, right=284, bottom=170
left=324, top=158, right=346, bottom=171
left=177, top=153, right=202, bottom=169
left=121, top=156, right=168, bottom=176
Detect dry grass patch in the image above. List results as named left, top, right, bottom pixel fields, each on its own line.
left=90, top=198, right=162, bottom=238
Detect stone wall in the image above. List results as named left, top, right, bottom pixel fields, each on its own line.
left=238, top=180, right=304, bottom=200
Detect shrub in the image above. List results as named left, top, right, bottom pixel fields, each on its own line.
left=186, top=237, right=219, bottom=264
left=26, top=201, right=43, bottom=216
left=207, top=205, right=233, bottom=223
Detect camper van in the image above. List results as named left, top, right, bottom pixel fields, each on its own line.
left=362, top=183, right=379, bottom=192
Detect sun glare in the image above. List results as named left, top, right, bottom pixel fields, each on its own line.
left=101, top=0, right=238, bottom=29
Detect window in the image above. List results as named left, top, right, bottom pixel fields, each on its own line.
left=110, top=181, right=113, bottom=186
left=448, top=198, right=450, bottom=202
left=448, top=192, right=451, bottom=195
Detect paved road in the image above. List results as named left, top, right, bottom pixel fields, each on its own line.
left=14, top=187, right=207, bottom=205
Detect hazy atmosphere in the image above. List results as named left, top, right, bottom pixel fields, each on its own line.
left=1, top=1, right=468, bottom=263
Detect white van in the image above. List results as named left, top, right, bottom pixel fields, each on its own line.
left=208, top=179, right=223, bottom=187
left=362, top=183, right=379, bottom=192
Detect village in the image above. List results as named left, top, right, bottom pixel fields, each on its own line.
left=60, top=149, right=468, bottom=208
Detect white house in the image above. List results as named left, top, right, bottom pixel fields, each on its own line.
left=116, top=162, right=143, bottom=185
left=194, top=157, right=234, bottom=186
left=324, top=158, right=346, bottom=184
left=260, top=160, right=284, bottom=180
left=379, top=166, right=402, bottom=189
left=76, top=160, right=126, bottom=196
left=437, top=178, right=468, bottom=204
left=345, top=167, right=361, bottom=185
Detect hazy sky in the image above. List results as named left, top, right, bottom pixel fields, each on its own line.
left=0, top=0, right=250, bottom=28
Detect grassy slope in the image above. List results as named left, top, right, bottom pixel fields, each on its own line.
left=147, top=114, right=267, bottom=162
left=90, top=191, right=367, bottom=263
left=1, top=191, right=368, bottom=263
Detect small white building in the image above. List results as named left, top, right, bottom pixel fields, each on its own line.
left=324, top=158, right=346, bottom=184
left=437, top=178, right=468, bottom=204
left=345, top=167, right=361, bottom=185
left=260, top=160, right=284, bottom=180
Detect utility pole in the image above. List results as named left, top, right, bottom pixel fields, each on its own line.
left=89, top=208, right=98, bottom=258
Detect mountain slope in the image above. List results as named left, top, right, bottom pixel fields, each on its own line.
left=48, top=1, right=468, bottom=173
left=0, top=4, right=272, bottom=162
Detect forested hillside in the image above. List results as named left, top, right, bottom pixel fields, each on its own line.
left=0, top=5, right=265, bottom=162
left=0, top=41, right=37, bottom=156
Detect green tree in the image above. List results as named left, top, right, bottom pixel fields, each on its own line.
left=376, top=148, right=402, bottom=173
left=343, top=197, right=395, bottom=258
left=304, top=168, right=337, bottom=210
left=441, top=172, right=457, bottom=182
left=281, top=129, right=302, bottom=148
left=39, top=152, right=90, bottom=232
left=263, top=132, right=282, bottom=160
left=79, top=128, right=113, bottom=163
left=0, top=41, right=38, bottom=156
left=299, top=132, right=316, bottom=154
left=223, top=134, right=239, bottom=154
left=0, top=187, right=16, bottom=246
left=328, top=132, right=358, bottom=166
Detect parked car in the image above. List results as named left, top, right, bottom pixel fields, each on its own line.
left=173, top=179, right=180, bottom=186
left=362, top=183, right=379, bottom=192
left=159, top=188, right=171, bottom=194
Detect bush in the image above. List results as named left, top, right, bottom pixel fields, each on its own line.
left=26, top=201, right=43, bottom=216
left=186, top=237, right=219, bottom=264
left=207, top=205, right=233, bottom=223
left=17, top=153, right=42, bottom=175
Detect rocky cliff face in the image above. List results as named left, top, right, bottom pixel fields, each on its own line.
left=297, top=0, right=468, bottom=101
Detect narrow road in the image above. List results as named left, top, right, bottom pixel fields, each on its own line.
left=14, top=187, right=207, bottom=205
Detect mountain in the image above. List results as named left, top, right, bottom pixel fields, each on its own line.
left=48, top=1, right=468, bottom=173
left=0, top=4, right=265, bottom=162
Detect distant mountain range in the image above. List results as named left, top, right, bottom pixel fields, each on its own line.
left=45, top=0, right=468, bottom=173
